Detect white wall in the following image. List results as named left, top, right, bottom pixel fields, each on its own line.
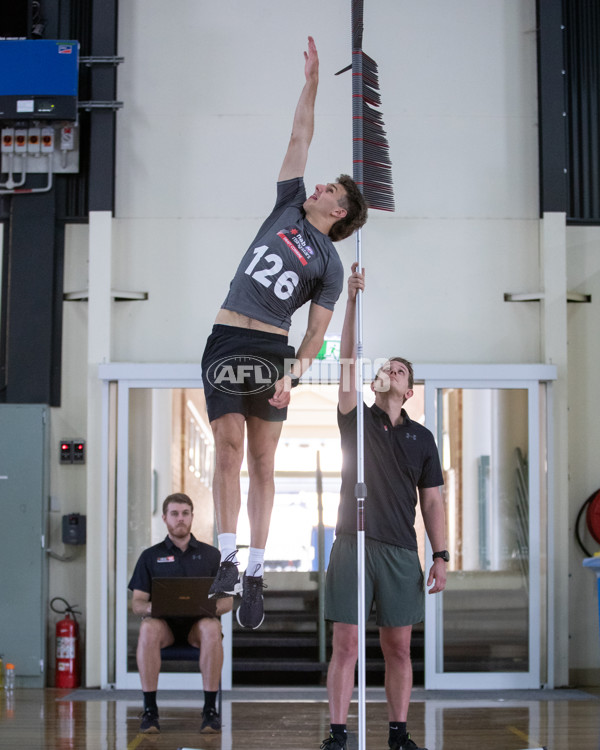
left=110, top=0, right=540, bottom=365
left=46, top=0, right=600, bottom=685
left=566, top=225, right=600, bottom=682
left=48, top=224, right=89, bottom=685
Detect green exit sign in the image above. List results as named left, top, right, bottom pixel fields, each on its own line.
left=316, top=335, right=341, bottom=360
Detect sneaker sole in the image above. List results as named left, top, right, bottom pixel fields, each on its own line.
left=199, top=724, right=222, bottom=734
left=208, top=581, right=242, bottom=599
left=235, top=606, right=265, bottom=630
left=141, top=726, right=160, bottom=734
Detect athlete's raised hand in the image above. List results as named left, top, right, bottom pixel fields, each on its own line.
left=304, top=36, right=319, bottom=82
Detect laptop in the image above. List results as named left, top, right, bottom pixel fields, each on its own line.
left=150, top=577, right=218, bottom=618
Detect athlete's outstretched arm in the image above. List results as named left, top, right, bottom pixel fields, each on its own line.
left=278, top=36, right=319, bottom=182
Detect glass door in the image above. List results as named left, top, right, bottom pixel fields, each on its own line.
left=112, top=375, right=233, bottom=690
left=424, top=380, right=544, bottom=689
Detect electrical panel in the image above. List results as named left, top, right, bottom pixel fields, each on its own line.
left=0, top=40, right=79, bottom=121
left=0, top=40, right=80, bottom=183
left=62, top=513, right=87, bottom=545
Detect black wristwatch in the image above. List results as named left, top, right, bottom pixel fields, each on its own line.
left=432, top=550, right=450, bottom=562
left=286, top=373, right=300, bottom=388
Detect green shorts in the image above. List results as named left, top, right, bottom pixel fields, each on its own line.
left=324, top=533, right=425, bottom=628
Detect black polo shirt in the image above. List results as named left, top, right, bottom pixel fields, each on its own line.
left=336, top=403, right=444, bottom=550
left=128, top=534, right=221, bottom=595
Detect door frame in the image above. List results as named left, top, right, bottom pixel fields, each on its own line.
left=98, top=362, right=556, bottom=690
left=99, top=364, right=232, bottom=690
left=421, top=365, right=556, bottom=689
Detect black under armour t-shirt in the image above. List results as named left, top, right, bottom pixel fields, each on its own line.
left=221, top=178, right=344, bottom=331
left=128, top=535, right=220, bottom=594
left=336, top=403, right=444, bottom=550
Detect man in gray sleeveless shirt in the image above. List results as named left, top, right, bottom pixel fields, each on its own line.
left=201, top=37, right=368, bottom=630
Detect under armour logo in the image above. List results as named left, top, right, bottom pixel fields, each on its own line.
left=192, top=554, right=203, bottom=560
left=405, top=433, right=417, bottom=441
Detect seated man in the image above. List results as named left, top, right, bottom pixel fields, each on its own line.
left=128, top=492, right=232, bottom=734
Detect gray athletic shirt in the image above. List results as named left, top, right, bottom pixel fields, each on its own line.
left=221, top=178, right=344, bottom=331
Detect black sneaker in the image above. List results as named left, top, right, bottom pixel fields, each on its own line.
left=389, top=734, right=427, bottom=750
left=199, top=706, right=221, bottom=733
left=236, top=571, right=267, bottom=629
left=320, top=734, right=347, bottom=749
left=208, top=551, right=242, bottom=598
left=139, top=709, right=160, bottom=733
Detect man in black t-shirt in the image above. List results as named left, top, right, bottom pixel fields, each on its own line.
left=320, top=266, right=448, bottom=750
left=201, top=36, right=368, bottom=631
left=128, top=493, right=232, bottom=735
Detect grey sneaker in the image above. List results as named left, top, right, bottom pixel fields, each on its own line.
left=208, top=551, right=242, bottom=598
left=236, top=571, right=267, bottom=629
left=389, top=734, right=427, bottom=750
left=199, top=706, right=221, bottom=733
left=320, top=734, right=347, bottom=749
left=139, top=709, right=160, bottom=733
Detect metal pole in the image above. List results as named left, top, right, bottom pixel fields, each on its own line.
left=355, top=228, right=367, bottom=750
left=317, top=450, right=327, bottom=667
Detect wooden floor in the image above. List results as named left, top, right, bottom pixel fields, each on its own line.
left=1, top=686, right=599, bottom=750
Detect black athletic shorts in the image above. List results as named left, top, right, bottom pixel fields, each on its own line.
left=164, top=617, right=200, bottom=644
left=201, top=324, right=296, bottom=423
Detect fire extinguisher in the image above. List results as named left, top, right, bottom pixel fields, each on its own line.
left=51, top=597, right=82, bottom=689
left=575, top=488, right=600, bottom=557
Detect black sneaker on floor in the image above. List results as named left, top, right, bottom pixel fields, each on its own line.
left=139, top=709, right=160, bottom=733
left=235, top=571, right=267, bottom=629
left=199, top=706, right=221, bottom=733
left=208, top=551, right=242, bottom=598
left=320, top=733, right=347, bottom=749
left=389, top=733, right=427, bottom=750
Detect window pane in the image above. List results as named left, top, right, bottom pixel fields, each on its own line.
left=441, top=388, right=529, bottom=672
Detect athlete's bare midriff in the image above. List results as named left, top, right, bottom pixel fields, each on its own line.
left=215, top=308, right=288, bottom=337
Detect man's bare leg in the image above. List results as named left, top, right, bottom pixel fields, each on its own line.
left=137, top=618, right=175, bottom=691
left=379, top=625, right=413, bottom=721
left=189, top=617, right=224, bottom=733
left=236, top=416, right=283, bottom=628
left=210, top=413, right=246, bottom=538
left=189, top=618, right=223, bottom=692
left=208, top=413, right=246, bottom=598
left=380, top=625, right=415, bottom=748
left=136, top=618, right=174, bottom=733
left=322, top=622, right=357, bottom=747
left=327, top=622, right=358, bottom=723
left=246, top=416, right=283, bottom=552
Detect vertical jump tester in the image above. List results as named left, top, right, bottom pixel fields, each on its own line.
left=337, top=2, right=395, bottom=748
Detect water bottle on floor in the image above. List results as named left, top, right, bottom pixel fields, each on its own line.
left=5, top=664, right=15, bottom=691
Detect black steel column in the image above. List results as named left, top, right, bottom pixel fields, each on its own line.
left=537, top=0, right=569, bottom=214
left=0, top=0, right=119, bottom=404
left=3, top=188, right=63, bottom=404
left=89, top=0, right=118, bottom=212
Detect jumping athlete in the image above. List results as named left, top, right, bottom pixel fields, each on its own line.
left=202, top=36, right=368, bottom=629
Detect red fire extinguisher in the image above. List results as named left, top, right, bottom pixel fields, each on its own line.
left=51, top=597, right=81, bottom=689
left=576, top=488, right=600, bottom=555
